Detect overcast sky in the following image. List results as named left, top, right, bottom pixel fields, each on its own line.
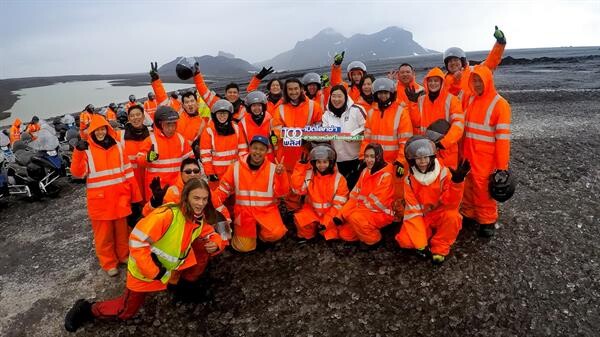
left=1, top=0, right=598, bottom=79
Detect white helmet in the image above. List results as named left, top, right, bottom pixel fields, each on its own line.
left=347, top=61, right=367, bottom=73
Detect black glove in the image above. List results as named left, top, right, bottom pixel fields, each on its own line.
left=299, top=151, right=309, bottom=164
left=405, top=86, right=424, bottom=103
left=494, top=25, right=506, bottom=45
left=317, top=224, right=326, bottom=232
left=208, top=175, right=219, bottom=182
left=256, top=66, right=274, bottom=80
left=333, top=51, right=345, bottom=66
left=149, top=177, right=169, bottom=207
left=149, top=62, right=159, bottom=81
left=127, top=202, right=143, bottom=228
left=193, top=62, right=200, bottom=75
left=191, top=138, right=200, bottom=160
left=435, top=140, right=445, bottom=150
left=151, top=253, right=167, bottom=280
left=75, top=139, right=88, bottom=151
left=394, top=161, right=405, bottom=177
left=450, top=159, right=471, bottom=183
left=333, top=217, right=343, bottom=226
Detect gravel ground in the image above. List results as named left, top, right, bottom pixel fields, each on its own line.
left=1, top=58, right=599, bottom=337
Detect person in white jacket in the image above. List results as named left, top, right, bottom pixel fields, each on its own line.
left=321, top=85, right=366, bottom=190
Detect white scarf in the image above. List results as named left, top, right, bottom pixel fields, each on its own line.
left=412, top=159, right=441, bottom=186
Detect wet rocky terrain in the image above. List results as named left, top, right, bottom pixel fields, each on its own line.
left=0, top=55, right=599, bottom=336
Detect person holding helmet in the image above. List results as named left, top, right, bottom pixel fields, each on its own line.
left=395, top=136, right=470, bottom=264
left=321, top=85, right=366, bottom=190
left=116, top=104, right=150, bottom=203
left=302, top=72, right=330, bottom=110
left=405, top=67, right=463, bottom=169
left=143, top=91, right=158, bottom=121
left=9, top=118, right=22, bottom=144
left=424, top=119, right=459, bottom=171
left=199, top=99, right=248, bottom=189
left=336, top=143, right=395, bottom=250
left=444, top=26, right=507, bottom=107
left=149, top=62, right=206, bottom=145
left=139, top=105, right=193, bottom=200
left=79, top=104, right=95, bottom=140
left=213, top=135, right=289, bottom=253
left=330, top=51, right=367, bottom=102
left=70, top=114, right=142, bottom=276
left=291, top=144, right=349, bottom=242
left=461, top=64, right=512, bottom=238
left=240, top=90, right=275, bottom=161
left=64, top=179, right=226, bottom=332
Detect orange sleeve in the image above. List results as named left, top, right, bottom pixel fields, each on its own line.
left=151, top=79, right=168, bottom=105
left=493, top=99, right=511, bottom=170
left=341, top=172, right=362, bottom=217
left=324, top=174, right=349, bottom=219
left=123, top=150, right=142, bottom=203
left=136, top=137, right=153, bottom=167
left=274, top=166, right=290, bottom=198
left=270, top=105, right=284, bottom=138
left=370, top=170, right=395, bottom=209
left=330, top=64, right=344, bottom=87
left=407, top=101, right=420, bottom=134
left=482, top=41, right=506, bottom=72
left=359, top=114, right=372, bottom=160
left=440, top=95, right=465, bottom=149
left=129, top=208, right=173, bottom=279
left=247, top=75, right=261, bottom=92
left=440, top=168, right=464, bottom=209
left=199, top=128, right=214, bottom=176
left=198, top=223, right=226, bottom=256
left=70, top=149, right=88, bottom=179
left=237, top=127, right=248, bottom=156
left=193, top=72, right=219, bottom=108
left=214, top=164, right=235, bottom=206
left=395, top=108, right=414, bottom=169
left=402, top=177, right=428, bottom=248
left=444, top=74, right=462, bottom=97
left=290, top=162, right=311, bottom=195
left=311, top=101, right=324, bottom=125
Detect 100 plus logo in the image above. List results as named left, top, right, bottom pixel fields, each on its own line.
left=282, top=127, right=303, bottom=147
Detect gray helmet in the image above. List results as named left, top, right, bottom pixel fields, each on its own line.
left=211, top=99, right=234, bottom=115
left=425, top=119, right=451, bottom=143
left=154, top=105, right=179, bottom=126
left=443, top=47, right=467, bottom=68
left=245, top=91, right=267, bottom=106
left=108, top=102, right=117, bottom=110
left=347, top=61, right=367, bottom=73
left=405, top=136, right=437, bottom=160
left=148, top=92, right=155, bottom=99
left=372, top=78, right=396, bottom=94
left=128, top=95, right=136, bottom=102
left=309, top=144, right=336, bottom=162
left=301, top=72, right=321, bottom=86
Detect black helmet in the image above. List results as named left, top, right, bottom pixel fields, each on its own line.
left=425, top=119, right=450, bottom=143
left=85, top=104, right=95, bottom=113
left=148, top=91, right=155, bottom=99
left=31, top=116, right=40, bottom=123
left=128, top=95, right=136, bottom=102
left=176, top=57, right=196, bottom=80
left=489, top=170, right=515, bottom=202
left=109, top=102, right=117, bottom=111
left=154, top=105, right=179, bottom=128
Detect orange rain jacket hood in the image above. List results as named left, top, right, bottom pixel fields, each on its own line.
left=88, top=114, right=117, bottom=145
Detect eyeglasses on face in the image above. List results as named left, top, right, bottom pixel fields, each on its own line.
left=183, top=169, right=201, bottom=174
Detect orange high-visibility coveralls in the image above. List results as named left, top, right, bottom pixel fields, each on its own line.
left=445, top=41, right=505, bottom=108
left=361, top=101, right=413, bottom=218
left=25, top=122, right=41, bottom=140
left=238, top=111, right=275, bottom=161
left=139, top=129, right=193, bottom=200
left=396, top=81, right=424, bottom=106
left=330, top=64, right=361, bottom=102
left=105, top=108, right=117, bottom=122
left=291, top=162, right=349, bottom=240
left=408, top=67, right=464, bottom=169
left=199, top=121, right=248, bottom=179
left=9, top=118, right=21, bottom=144
left=143, top=99, right=158, bottom=121
left=116, top=130, right=149, bottom=202
left=90, top=206, right=225, bottom=320
left=79, top=111, right=92, bottom=140
left=338, top=164, right=395, bottom=245
left=193, top=72, right=247, bottom=122
left=354, top=95, right=373, bottom=114
left=395, top=160, right=463, bottom=256
left=214, top=156, right=289, bottom=252
left=247, top=75, right=282, bottom=113
left=152, top=79, right=206, bottom=145
left=461, top=65, right=511, bottom=225
left=70, top=115, right=142, bottom=271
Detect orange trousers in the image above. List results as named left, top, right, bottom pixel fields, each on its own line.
left=392, top=175, right=404, bottom=222
left=90, top=218, right=129, bottom=271
left=395, top=209, right=462, bottom=256
left=294, top=205, right=339, bottom=240
left=338, top=209, right=393, bottom=245
left=460, top=173, right=498, bottom=224
left=231, top=205, right=287, bottom=252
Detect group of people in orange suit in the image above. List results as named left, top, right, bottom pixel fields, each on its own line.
left=64, top=26, right=512, bottom=332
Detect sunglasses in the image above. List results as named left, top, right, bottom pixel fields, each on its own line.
left=183, top=169, right=201, bottom=174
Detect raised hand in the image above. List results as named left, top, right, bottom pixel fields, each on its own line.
left=274, top=157, right=285, bottom=175
left=257, top=66, right=274, bottom=80
left=149, top=62, right=159, bottom=81
left=333, top=51, right=345, bottom=65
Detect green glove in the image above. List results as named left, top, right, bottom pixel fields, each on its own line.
left=394, top=161, right=404, bottom=177
left=494, top=25, right=506, bottom=45
left=320, top=73, right=330, bottom=88
left=333, top=51, right=345, bottom=65
left=270, top=132, right=278, bottom=146
left=147, top=144, right=159, bottom=162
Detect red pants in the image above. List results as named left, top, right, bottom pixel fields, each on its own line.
left=460, top=173, right=498, bottom=224
left=90, top=218, right=129, bottom=271
left=395, top=209, right=462, bottom=256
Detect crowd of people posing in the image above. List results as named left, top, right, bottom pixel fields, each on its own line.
left=63, top=26, right=514, bottom=332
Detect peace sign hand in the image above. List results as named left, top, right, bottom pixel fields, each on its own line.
left=274, top=157, right=285, bottom=175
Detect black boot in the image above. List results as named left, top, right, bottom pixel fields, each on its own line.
left=414, top=247, right=431, bottom=259
left=479, top=223, right=496, bottom=238
left=358, top=240, right=382, bottom=252
left=64, top=299, right=94, bottom=332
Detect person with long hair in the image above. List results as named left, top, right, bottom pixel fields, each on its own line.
left=64, top=178, right=226, bottom=332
